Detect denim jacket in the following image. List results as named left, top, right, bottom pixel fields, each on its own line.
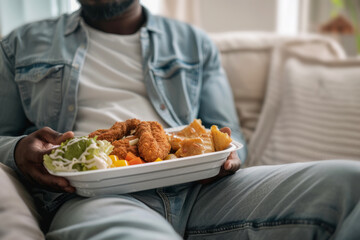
left=0, top=8, right=246, bottom=213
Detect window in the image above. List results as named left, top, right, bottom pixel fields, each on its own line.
left=276, top=0, right=301, bottom=35
left=140, top=0, right=162, bottom=14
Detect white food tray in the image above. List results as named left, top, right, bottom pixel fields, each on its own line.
left=47, top=127, right=243, bottom=197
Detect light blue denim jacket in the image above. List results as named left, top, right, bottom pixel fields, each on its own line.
left=0, top=8, right=246, bottom=213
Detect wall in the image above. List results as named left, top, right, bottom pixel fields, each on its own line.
left=197, top=0, right=278, bottom=33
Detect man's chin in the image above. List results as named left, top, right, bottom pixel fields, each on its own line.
left=81, top=0, right=136, bottom=21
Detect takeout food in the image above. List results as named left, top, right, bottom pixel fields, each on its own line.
left=44, top=119, right=233, bottom=172
left=43, top=137, right=114, bottom=172
left=88, top=119, right=171, bottom=162
left=167, top=119, right=232, bottom=157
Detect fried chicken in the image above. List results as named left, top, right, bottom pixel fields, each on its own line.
left=89, top=119, right=141, bottom=142
left=89, top=119, right=171, bottom=162
left=135, top=121, right=171, bottom=162
left=111, top=136, right=139, bottom=160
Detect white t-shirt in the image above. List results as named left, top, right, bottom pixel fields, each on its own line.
left=73, top=21, right=168, bottom=136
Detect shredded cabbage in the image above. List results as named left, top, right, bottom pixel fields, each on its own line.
left=43, top=136, right=114, bottom=172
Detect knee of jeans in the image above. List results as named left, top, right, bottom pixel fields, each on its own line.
left=310, top=160, right=360, bottom=191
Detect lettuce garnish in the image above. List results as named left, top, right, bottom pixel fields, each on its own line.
left=43, top=136, right=114, bottom=172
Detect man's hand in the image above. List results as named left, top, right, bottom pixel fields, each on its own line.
left=14, top=127, right=76, bottom=193
left=199, top=127, right=241, bottom=185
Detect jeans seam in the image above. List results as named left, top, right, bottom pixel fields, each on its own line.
left=156, top=188, right=172, bottom=224
left=184, top=218, right=335, bottom=237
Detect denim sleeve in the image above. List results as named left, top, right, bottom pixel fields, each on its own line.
left=197, top=34, right=247, bottom=163
left=0, top=38, right=29, bottom=173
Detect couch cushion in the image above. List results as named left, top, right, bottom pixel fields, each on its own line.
left=0, top=163, right=44, bottom=239
left=246, top=42, right=360, bottom=167
left=210, top=32, right=345, bottom=143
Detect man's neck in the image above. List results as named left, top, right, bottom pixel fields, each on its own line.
left=82, top=2, right=145, bottom=35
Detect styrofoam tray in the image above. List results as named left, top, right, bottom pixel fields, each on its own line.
left=47, top=127, right=243, bottom=197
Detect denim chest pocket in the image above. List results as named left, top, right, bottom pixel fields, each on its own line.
left=15, top=64, right=64, bottom=127
left=150, top=59, right=201, bottom=111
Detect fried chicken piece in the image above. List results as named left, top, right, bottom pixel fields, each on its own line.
left=135, top=121, right=171, bottom=162
left=89, top=119, right=170, bottom=162
left=89, top=118, right=141, bottom=142
left=111, top=136, right=139, bottom=159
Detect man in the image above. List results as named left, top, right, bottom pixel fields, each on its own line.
left=0, top=0, right=359, bottom=239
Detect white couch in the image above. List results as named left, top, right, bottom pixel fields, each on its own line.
left=211, top=32, right=360, bottom=167
left=1, top=32, right=358, bottom=239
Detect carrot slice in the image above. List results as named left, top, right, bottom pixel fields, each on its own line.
left=125, top=152, right=138, bottom=161
left=128, top=157, right=145, bottom=165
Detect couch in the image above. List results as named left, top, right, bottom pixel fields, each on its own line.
left=1, top=32, right=359, bottom=239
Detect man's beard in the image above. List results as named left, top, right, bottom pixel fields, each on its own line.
left=80, top=0, right=136, bottom=21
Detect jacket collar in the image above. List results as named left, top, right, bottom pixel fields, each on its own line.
left=64, top=6, right=162, bottom=36
left=64, top=9, right=82, bottom=36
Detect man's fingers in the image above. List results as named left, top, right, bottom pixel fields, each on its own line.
left=57, top=131, right=75, bottom=144
left=37, top=127, right=74, bottom=145
left=29, top=166, right=75, bottom=193
left=223, top=151, right=240, bottom=172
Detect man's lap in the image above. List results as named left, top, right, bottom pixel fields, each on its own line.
left=47, top=194, right=182, bottom=240
left=186, top=160, right=360, bottom=239
left=47, top=160, right=360, bottom=240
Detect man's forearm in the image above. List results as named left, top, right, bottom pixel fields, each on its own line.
left=0, top=135, right=26, bottom=174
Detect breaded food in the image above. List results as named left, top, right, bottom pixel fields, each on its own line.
left=135, top=121, right=171, bottom=162
left=111, top=136, right=139, bottom=160
left=89, top=119, right=171, bottom=162
left=89, top=118, right=141, bottom=142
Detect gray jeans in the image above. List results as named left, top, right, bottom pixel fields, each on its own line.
left=47, top=160, right=360, bottom=239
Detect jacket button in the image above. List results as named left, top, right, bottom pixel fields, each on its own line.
left=73, top=63, right=80, bottom=70
left=68, top=105, right=75, bottom=112
left=160, top=104, right=166, bottom=110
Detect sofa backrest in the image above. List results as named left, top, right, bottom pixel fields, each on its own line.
left=210, top=32, right=346, bottom=143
